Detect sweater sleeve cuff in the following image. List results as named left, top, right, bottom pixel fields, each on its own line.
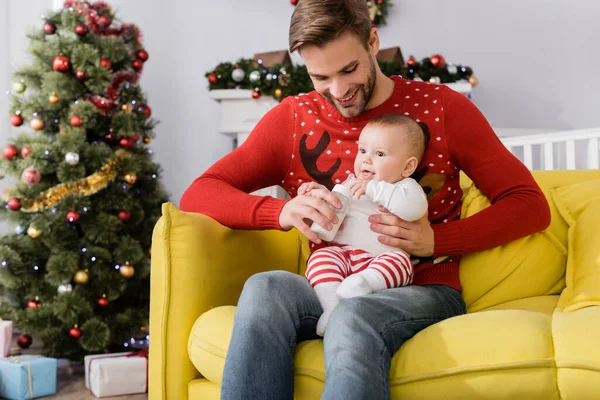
left=256, top=197, right=289, bottom=230
left=432, top=222, right=465, bottom=257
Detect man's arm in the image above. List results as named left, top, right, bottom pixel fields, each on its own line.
left=432, top=87, right=551, bottom=257
left=366, top=179, right=428, bottom=222
left=179, top=99, right=295, bottom=230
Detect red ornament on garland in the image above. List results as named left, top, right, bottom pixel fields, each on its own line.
left=252, top=89, right=261, bottom=99
left=69, top=325, right=81, bottom=339
left=140, top=104, right=151, bottom=118
left=66, top=210, right=80, bottom=223
left=98, top=15, right=112, bottom=28
left=118, top=210, right=131, bottom=222
left=52, top=55, right=70, bottom=72
left=8, top=198, right=21, bottom=211
left=98, top=296, right=109, bottom=307
left=43, top=22, right=56, bottom=35
left=120, top=138, right=135, bottom=150
left=70, top=115, right=83, bottom=127
left=10, top=114, right=24, bottom=127
left=430, top=54, right=446, bottom=69
left=290, top=0, right=298, bottom=5
left=27, top=298, right=41, bottom=308
left=17, top=334, right=32, bottom=349
left=75, top=23, right=89, bottom=36
left=75, top=70, right=88, bottom=81
left=3, top=145, right=18, bottom=160
left=207, top=73, right=218, bottom=84
left=100, top=58, right=112, bottom=69
left=132, top=59, right=143, bottom=72
left=21, top=145, right=32, bottom=158
left=407, top=56, right=417, bottom=67
left=137, top=49, right=149, bottom=62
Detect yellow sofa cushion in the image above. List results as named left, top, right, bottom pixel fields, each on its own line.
left=190, top=298, right=563, bottom=400
left=459, top=184, right=567, bottom=312
left=552, top=180, right=600, bottom=312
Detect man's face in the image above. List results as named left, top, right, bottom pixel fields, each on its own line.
left=300, top=32, right=377, bottom=118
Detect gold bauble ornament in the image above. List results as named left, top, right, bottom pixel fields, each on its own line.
left=468, top=75, right=479, bottom=87
left=74, top=269, right=89, bottom=284
left=140, top=325, right=148, bottom=332
left=274, top=88, right=283, bottom=98
left=123, top=173, right=137, bottom=184
left=30, top=117, right=45, bottom=131
left=119, top=262, right=135, bottom=278
left=121, top=104, right=133, bottom=112
left=27, top=225, right=41, bottom=239
left=143, top=137, right=151, bottom=144
left=48, top=93, right=59, bottom=104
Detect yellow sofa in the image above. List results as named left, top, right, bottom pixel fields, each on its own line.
left=148, top=170, right=600, bottom=400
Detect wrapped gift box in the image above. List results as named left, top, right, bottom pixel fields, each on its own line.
left=84, top=350, right=148, bottom=398
left=0, top=319, right=12, bottom=357
left=0, top=356, right=57, bottom=399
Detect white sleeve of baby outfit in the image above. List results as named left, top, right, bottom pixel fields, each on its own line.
left=365, top=178, right=428, bottom=221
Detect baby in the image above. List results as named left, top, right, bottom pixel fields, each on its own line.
left=299, top=114, right=430, bottom=336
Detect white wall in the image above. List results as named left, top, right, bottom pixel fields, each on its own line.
left=2, top=0, right=599, bottom=207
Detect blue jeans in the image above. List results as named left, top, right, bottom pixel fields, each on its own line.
left=220, top=270, right=466, bottom=400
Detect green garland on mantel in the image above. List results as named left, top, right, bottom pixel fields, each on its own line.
left=205, top=54, right=477, bottom=102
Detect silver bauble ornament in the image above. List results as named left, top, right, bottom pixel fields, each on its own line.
left=65, top=152, right=80, bottom=166
left=249, top=70, right=261, bottom=83
left=232, top=68, right=245, bottom=83
left=447, top=65, right=458, bottom=75
left=429, top=76, right=442, bottom=84
left=58, top=284, right=73, bottom=294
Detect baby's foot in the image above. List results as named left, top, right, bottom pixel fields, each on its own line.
left=336, top=274, right=373, bottom=299
left=316, top=312, right=332, bottom=337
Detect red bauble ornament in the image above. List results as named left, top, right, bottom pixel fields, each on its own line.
left=7, top=198, right=21, bottom=211
left=10, top=114, right=24, bottom=127
left=22, top=167, right=41, bottom=185
left=137, top=49, right=149, bottom=62
left=430, top=54, right=446, bottom=69
left=69, top=326, right=81, bottom=339
left=66, top=210, right=80, bottom=223
left=90, top=97, right=113, bottom=113
left=98, top=15, right=112, bottom=28
left=75, top=70, right=88, bottom=81
left=131, top=134, right=140, bottom=142
left=75, top=23, right=89, bottom=36
left=252, top=90, right=261, bottom=99
left=120, top=138, right=135, bottom=149
left=21, top=145, right=32, bottom=158
left=118, top=210, right=131, bottom=222
left=52, top=55, right=70, bottom=72
left=70, top=115, right=83, bottom=127
left=407, top=56, right=417, bottom=67
left=27, top=299, right=41, bottom=308
left=105, top=133, right=114, bottom=141
left=132, top=59, right=143, bottom=71
left=3, top=145, right=18, bottom=160
left=43, top=22, right=56, bottom=35
left=140, top=104, right=151, bottom=118
left=17, top=334, right=32, bottom=349
left=100, top=58, right=112, bottom=69
left=207, top=73, right=218, bottom=84
left=98, top=297, right=109, bottom=307
left=291, top=0, right=298, bottom=4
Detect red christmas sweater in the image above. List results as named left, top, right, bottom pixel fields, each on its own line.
left=180, top=76, right=550, bottom=291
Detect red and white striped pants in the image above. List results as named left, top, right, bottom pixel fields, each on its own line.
left=306, top=245, right=414, bottom=288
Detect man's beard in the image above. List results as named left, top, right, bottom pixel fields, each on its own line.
left=323, top=57, right=377, bottom=118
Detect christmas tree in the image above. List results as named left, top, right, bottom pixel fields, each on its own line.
left=0, top=1, right=167, bottom=360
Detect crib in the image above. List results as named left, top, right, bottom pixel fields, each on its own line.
left=500, top=128, right=600, bottom=171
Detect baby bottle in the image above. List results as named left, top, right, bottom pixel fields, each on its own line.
left=310, top=184, right=352, bottom=242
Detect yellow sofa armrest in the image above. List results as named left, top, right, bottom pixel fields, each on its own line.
left=149, top=202, right=304, bottom=400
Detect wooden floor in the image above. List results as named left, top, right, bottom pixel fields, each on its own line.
left=10, top=335, right=148, bottom=399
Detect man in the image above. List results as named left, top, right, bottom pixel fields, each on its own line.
left=180, top=0, right=550, bottom=398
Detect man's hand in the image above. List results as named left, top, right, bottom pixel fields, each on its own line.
left=280, top=182, right=343, bottom=244
left=368, top=205, right=435, bottom=257
left=347, top=179, right=370, bottom=199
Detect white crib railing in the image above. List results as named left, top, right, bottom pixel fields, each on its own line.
left=500, top=128, right=600, bottom=170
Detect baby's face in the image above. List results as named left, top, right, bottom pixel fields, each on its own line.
left=353, top=125, right=413, bottom=183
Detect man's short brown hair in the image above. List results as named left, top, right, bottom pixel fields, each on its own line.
left=289, top=0, right=372, bottom=53
left=366, top=114, right=431, bottom=161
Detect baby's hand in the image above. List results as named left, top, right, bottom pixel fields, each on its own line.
left=298, top=181, right=326, bottom=197
left=348, top=179, right=369, bottom=199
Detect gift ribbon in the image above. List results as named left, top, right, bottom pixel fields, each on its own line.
left=87, top=349, right=149, bottom=393
left=1, top=356, right=40, bottom=399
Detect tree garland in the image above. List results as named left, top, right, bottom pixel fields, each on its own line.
left=205, top=54, right=477, bottom=102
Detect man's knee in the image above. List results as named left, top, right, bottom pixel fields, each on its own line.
left=327, top=297, right=375, bottom=332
